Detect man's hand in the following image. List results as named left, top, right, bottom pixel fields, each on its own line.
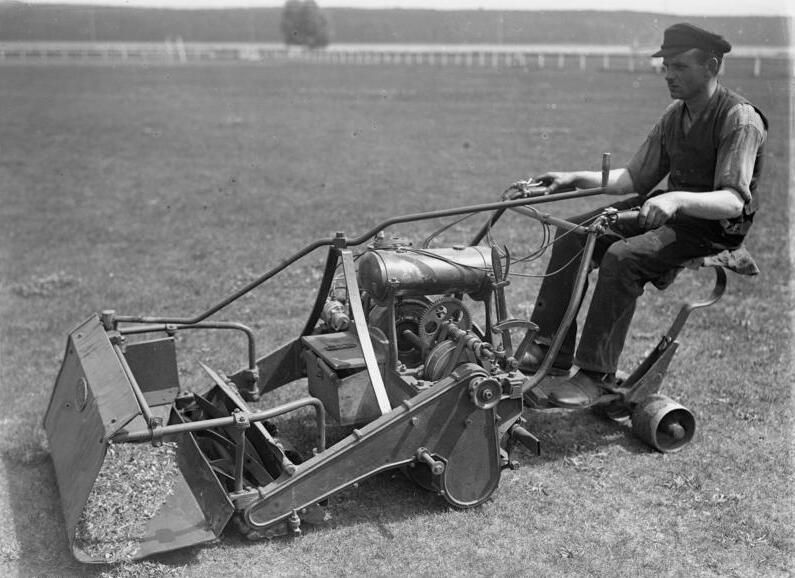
left=501, top=185, right=526, bottom=201
left=536, top=172, right=578, bottom=193
left=638, top=194, right=680, bottom=228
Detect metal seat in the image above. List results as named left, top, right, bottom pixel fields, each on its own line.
left=651, top=245, right=759, bottom=290
left=684, top=245, right=760, bottom=276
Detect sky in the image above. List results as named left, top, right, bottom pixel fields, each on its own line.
left=14, top=0, right=794, bottom=17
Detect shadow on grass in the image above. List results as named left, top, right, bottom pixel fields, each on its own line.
left=0, top=400, right=657, bottom=574
left=0, top=449, right=205, bottom=576
left=230, top=404, right=655, bottom=542
left=1, top=452, right=92, bottom=576
left=522, top=406, right=653, bottom=462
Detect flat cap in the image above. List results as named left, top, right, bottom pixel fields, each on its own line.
left=652, top=22, right=732, bottom=58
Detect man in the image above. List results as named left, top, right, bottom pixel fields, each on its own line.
left=521, top=23, right=767, bottom=408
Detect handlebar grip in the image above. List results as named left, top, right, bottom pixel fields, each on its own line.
left=523, top=186, right=551, bottom=198
left=611, top=209, right=640, bottom=226
left=522, top=184, right=578, bottom=198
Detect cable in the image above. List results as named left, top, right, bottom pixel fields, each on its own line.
left=507, top=212, right=603, bottom=279
left=421, top=212, right=478, bottom=249
left=507, top=246, right=588, bottom=279
left=402, top=247, right=493, bottom=273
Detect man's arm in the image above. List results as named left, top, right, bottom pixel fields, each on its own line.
left=637, top=188, right=745, bottom=229
left=538, top=168, right=745, bottom=229
left=538, top=110, right=670, bottom=197
left=537, top=167, right=635, bottom=195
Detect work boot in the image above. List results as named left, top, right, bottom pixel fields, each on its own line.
left=547, top=369, right=615, bottom=408
left=518, top=342, right=572, bottom=376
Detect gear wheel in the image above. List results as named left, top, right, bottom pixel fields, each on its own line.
left=419, top=296, right=472, bottom=348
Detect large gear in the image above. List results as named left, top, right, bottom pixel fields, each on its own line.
left=418, top=296, right=472, bottom=348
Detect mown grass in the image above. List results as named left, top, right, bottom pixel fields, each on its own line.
left=0, top=61, right=790, bottom=577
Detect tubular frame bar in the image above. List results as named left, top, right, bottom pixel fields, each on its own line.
left=110, top=396, right=326, bottom=451
left=112, top=187, right=609, bottom=326
left=118, top=321, right=257, bottom=372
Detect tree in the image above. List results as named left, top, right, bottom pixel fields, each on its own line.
left=280, top=0, right=329, bottom=49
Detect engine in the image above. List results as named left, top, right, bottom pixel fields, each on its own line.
left=359, top=243, right=525, bottom=388
left=303, top=240, right=528, bottom=426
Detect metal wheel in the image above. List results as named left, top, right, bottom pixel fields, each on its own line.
left=424, top=340, right=476, bottom=381
left=419, top=296, right=472, bottom=348
left=631, top=394, right=696, bottom=452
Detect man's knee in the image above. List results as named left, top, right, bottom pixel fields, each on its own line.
left=601, top=241, right=639, bottom=273
left=598, top=242, right=650, bottom=294
left=600, top=235, right=678, bottom=292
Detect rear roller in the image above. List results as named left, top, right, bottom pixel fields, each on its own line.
left=631, top=394, right=695, bottom=452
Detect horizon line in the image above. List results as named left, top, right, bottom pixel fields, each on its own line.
left=6, top=1, right=793, bottom=18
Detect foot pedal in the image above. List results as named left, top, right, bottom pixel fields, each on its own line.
left=523, top=379, right=560, bottom=409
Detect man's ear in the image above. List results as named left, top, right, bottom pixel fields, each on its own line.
left=706, top=56, right=720, bottom=76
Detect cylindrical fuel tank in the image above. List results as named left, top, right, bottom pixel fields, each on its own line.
left=357, top=246, right=493, bottom=303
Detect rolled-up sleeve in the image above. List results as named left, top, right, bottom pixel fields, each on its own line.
left=626, top=118, right=670, bottom=196
left=715, top=103, right=766, bottom=204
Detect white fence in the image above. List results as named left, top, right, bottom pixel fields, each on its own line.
left=0, top=41, right=791, bottom=76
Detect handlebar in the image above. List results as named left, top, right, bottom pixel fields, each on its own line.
left=604, top=208, right=641, bottom=228
left=502, top=179, right=577, bottom=200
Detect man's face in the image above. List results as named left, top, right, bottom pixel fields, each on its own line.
left=662, top=49, right=714, bottom=101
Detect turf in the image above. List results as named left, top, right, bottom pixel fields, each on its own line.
left=0, top=61, right=790, bottom=577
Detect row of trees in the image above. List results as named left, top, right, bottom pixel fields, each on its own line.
left=281, top=0, right=329, bottom=48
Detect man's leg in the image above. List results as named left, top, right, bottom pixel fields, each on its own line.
left=550, top=222, right=727, bottom=407
left=528, top=197, right=643, bottom=371
left=529, top=205, right=614, bottom=368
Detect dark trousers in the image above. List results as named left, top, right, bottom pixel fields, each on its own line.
left=529, top=196, right=741, bottom=374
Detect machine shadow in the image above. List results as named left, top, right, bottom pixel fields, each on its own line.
left=520, top=406, right=654, bottom=461
left=0, top=453, right=75, bottom=575
left=215, top=405, right=652, bottom=542
left=0, top=407, right=652, bottom=572
left=1, top=450, right=206, bottom=575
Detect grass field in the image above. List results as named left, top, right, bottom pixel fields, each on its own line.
left=0, top=61, right=791, bottom=577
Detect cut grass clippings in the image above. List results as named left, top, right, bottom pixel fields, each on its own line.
left=74, top=442, right=180, bottom=564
